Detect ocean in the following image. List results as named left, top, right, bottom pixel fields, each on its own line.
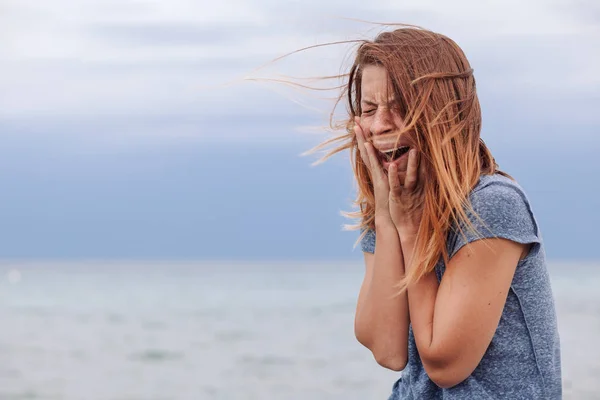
left=1, top=261, right=598, bottom=400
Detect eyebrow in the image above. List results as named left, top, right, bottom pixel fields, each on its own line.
left=361, top=100, right=379, bottom=107
left=361, top=98, right=399, bottom=108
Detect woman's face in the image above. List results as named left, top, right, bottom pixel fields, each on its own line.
left=359, top=65, right=413, bottom=176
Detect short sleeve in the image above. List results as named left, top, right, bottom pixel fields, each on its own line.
left=360, top=228, right=376, bottom=254
left=449, top=180, right=540, bottom=259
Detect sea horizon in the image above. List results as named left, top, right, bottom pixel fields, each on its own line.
left=2, top=259, right=598, bottom=399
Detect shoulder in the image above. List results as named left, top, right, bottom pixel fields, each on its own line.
left=471, top=174, right=529, bottom=203
left=468, top=174, right=537, bottom=232
left=450, top=174, right=540, bottom=258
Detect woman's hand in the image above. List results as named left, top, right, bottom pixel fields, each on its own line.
left=354, top=117, right=392, bottom=223
left=354, top=116, right=424, bottom=240
left=388, top=149, right=425, bottom=241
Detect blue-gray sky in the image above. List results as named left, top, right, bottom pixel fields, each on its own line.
left=0, top=0, right=598, bottom=261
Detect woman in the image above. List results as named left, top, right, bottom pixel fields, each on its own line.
left=319, top=27, right=561, bottom=399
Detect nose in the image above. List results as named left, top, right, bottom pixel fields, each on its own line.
left=370, top=108, right=394, bottom=136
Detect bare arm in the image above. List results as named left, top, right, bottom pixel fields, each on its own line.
left=400, top=235, right=525, bottom=388
left=352, top=117, right=409, bottom=371
left=355, top=217, right=410, bottom=371
left=381, top=144, right=526, bottom=387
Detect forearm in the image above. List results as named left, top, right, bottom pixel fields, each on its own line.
left=355, top=217, right=410, bottom=370
left=400, top=235, right=440, bottom=362
left=401, top=234, right=523, bottom=388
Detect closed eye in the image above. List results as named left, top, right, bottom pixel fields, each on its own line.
left=362, top=109, right=375, bottom=115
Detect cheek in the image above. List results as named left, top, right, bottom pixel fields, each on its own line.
left=393, top=114, right=405, bottom=127
left=359, top=118, right=373, bottom=137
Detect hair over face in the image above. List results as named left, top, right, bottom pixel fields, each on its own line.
left=315, top=27, right=508, bottom=290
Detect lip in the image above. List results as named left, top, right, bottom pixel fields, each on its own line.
left=371, top=134, right=410, bottom=151
left=372, top=140, right=410, bottom=151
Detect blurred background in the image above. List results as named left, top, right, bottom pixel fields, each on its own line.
left=1, top=0, right=599, bottom=399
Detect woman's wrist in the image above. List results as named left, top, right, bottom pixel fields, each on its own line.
left=390, top=219, right=417, bottom=239
left=374, top=214, right=396, bottom=231
left=398, top=229, right=418, bottom=245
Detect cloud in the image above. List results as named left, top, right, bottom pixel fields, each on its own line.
left=0, top=0, right=598, bottom=142
left=555, top=0, right=600, bottom=25
left=89, top=22, right=256, bottom=47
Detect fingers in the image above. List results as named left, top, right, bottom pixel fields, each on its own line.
left=364, top=141, right=387, bottom=183
left=418, top=153, right=426, bottom=181
left=404, top=149, right=419, bottom=191
left=354, top=116, right=385, bottom=184
left=388, top=163, right=401, bottom=195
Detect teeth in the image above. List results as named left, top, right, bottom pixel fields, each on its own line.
left=383, top=146, right=409, bottom=154
left=380, top=146, right=410, bottom=162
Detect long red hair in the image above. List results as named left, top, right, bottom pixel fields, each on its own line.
left=310, top=26, right=508, bottom=289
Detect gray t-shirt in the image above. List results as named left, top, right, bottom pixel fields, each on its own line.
left=360, top=174, right=562, bottom=399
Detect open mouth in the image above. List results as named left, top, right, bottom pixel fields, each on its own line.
left=379, top=145, right=410, bottom=162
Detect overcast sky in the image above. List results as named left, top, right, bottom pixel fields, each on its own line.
left=0, top=1, right=598, bottom=260
left=1, top=0, right=599, bottom=140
